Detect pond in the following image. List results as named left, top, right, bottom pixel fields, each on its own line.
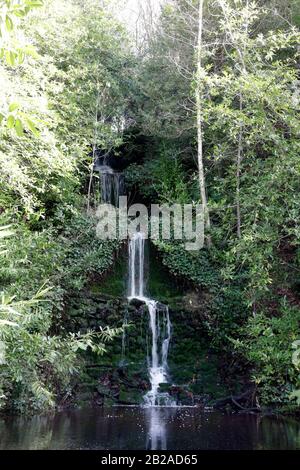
left=0, top=407, right=299, bottom=450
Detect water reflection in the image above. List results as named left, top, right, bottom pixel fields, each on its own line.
left=0, top=407, right=299, bottom=450
left=146, top=407, right=177, bottom=450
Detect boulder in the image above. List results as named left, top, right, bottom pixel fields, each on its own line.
left=128, top=297, right=146, bottom=308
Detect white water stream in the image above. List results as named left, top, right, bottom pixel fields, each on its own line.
left=128, top=232, right=175, bottom=407
left=97, top=161, right=175, bottom=407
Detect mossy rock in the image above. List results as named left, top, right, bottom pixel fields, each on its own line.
left=96, top=384, right=113, bottom=397
left=119, top=386, right=142, bottom=404
left=158, top=383, right=171, bottom=393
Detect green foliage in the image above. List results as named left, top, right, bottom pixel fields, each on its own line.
left=154, top=240, right=217, bottom=287
left=0, top=317, right=122, bottom=412
left=0, top=212, right=121, bottom=300
left=1, top=0, right=299, bottom=415
left=133, top=0, right=300, bottom=410
left=126, top=146, right=191, bottom=203
left=0, top=214, right=122, bottom=412
left=199, top=8, right=300, bottom=303
left=0, top=0, right=128, bottom=413
left=290, top=339, right=300, bottom=405
left=229, top=302, right=300, bottom=407
left=0, top=0, right=133, bottom=219
left=0, top=0, right=43, bottom=135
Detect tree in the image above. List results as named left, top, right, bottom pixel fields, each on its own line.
left=0, top=0, right=43, bottom=135
left=0, top=0, right=134, bottom=218
left=195, top=0, right=211, bottom=245
left=134, top=0, right=213, bottom=245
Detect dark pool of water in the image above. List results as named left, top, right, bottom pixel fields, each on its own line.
left=0, top=407, right=299, bottom=450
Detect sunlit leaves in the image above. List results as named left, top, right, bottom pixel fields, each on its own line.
left=6, top=114, right=15, bottom=128
left=0, top=319, right=18, bottom=326
left=138, top=0, right=300, bottom=410
left=0, top=0, right=43, bottom=67
left=290, top=389, right=300, bottom=405
left=292, top=340, right=300, bottom=369
left=14, top=118, right=23, bottom=136
left=0, top=224, right=13, bottom=256
left=70, top=326, right=123, bottom=356
left=8, top=101, right=19, bottom=112
left=24, top=116, right=39, bottom=136
left=5, top=14, right=13, bottom=31
left=1, top=102, right=40, bottom=137
left=0, top=213, right=122, bottom=412
left=0, top=0, right=44, bottom=141
left=5, top=49, right=15, bottom=65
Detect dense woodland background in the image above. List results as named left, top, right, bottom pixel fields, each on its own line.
left=0, top=0, right=299, bottom=414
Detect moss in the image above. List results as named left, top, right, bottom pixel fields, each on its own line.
left=148, top=244, right=184, bottom=306
left=119, top=387, right=142, bottom=404
left=90, top=250, right=128, bottom=297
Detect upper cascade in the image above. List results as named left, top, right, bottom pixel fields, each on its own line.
left=96, top=160, right=125, bottom=207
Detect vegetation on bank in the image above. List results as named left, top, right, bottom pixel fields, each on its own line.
left=0, top=0, right=128, bottom=413
left=0, top=0, right=299, bottom=413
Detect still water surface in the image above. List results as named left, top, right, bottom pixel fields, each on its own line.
left=0, top=407, right=299, bottom=450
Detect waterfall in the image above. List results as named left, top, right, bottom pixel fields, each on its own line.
left=144, top=301, right=174, bottom=407
left=128, top=232, right=145, bottom=299
left=99, top=164, right=124, bottom=207
left=128, top=233, right=175, bottom=407
left=95, top=159, right=175, bottom=406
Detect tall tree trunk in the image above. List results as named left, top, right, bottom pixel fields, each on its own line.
left=87, top=88, right=100, bottom=213
left=236, top=92, right=243, bottom=239
left=218, top=0, right=247, bottom=239
left=196, top=0, right=211, bottom=247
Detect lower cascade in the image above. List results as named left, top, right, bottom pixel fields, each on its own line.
left=128, top=232, right=175, bottom=407
left=143, top=300, right=174, bottom=407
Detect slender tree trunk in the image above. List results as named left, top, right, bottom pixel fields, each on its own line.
left=235, top=0, right=249, bottom=238
left=196, top=0, right=211, bottom=247
left=87, top=145, right=96, bottom=213
left=87, top=88, right=100, bottom=213
left=218, top=0, right=248, bottom=239
left=236, top=92, right=243, bottom=239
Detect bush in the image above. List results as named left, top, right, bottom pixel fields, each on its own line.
left=0, top=211, right=122, bottom=413
left=230, top=301, right=300, bottom=407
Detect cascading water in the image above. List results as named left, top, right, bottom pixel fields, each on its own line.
left=128, top=232, right=145, bottom=299
left=96, top=160, right=175, bottom=406
left=98, top=164, right=125, bottom=207
left=146, top=407, right=167, bottom=450
left=128, top=232, right=175, bottom=407
left=143, top=301, right=173, bottom=407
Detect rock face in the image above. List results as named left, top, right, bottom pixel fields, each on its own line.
left=64, top=291, right=229, bottom=408
left=128, top=297, right=146, bottom=308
